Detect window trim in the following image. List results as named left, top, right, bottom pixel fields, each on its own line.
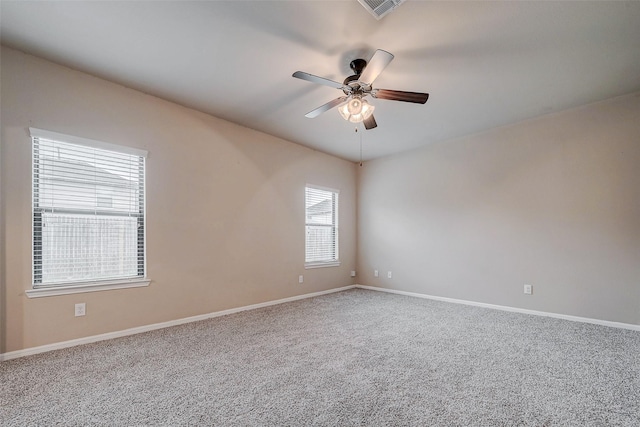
left=304, top=260, right=341, bottom=269
left=29, top=128, right=149, bottom=294
left=29, top=128, right=148, bottom=157
left=25, top=278, right=151, bottom=298
left=304, top=184, right=340, bottom=269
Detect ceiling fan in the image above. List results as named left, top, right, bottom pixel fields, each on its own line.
left=292, top=49, right=429, bottom=130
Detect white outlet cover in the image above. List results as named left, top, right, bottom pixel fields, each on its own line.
left=75, top=303, right=86, bottom=316
left=298, top=275, right=304, bottom=284
left=524, top=284, right=532, bottom=295
left=350, top=270, right=356, bottom=277
left=387, top=271, right=392, bottom=279
left=374, top=270, right=379, bottom=277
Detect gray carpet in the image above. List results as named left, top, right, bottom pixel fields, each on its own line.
left=1, top=288, right=639, bottom=426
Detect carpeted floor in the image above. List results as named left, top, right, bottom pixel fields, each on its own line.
left=1, top=288, right=639, bottom=426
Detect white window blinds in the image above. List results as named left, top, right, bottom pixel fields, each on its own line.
left=305, top=186, right=339, bottom=265
left=31, top=128, right=146, bottom=287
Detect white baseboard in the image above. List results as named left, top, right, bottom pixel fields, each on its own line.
left=355, top=285, right=640, bottom=332
left=0, top=285, right=356, bottom=362
left=4, top=284, right=636, bottom=361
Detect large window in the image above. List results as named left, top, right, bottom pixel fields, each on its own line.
left=305, top=185, right=339, bottom=267
left=31, top=128, right=147, bottom=289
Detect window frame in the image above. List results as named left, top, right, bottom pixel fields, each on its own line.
left=26, top=128, right=150, bottom=298
left=304, top=184, right=340, bottom=269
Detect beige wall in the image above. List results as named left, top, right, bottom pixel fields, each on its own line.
left=357, top=92, right=640, bottom=325
left=2, top=45, right=638, bottom=355
left=0, top=46, right=357, bottom=353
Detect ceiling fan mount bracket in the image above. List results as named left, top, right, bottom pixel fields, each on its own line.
left=349, top=58, right=367, bottom=75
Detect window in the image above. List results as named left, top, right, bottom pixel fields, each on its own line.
left=305, top=185, right=339, bottom=267
left=30, top=128, right=147, bottom=292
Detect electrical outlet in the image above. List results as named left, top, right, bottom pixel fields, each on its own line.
left=75, top=303, right=86, bottom=317
left=374, top=270, right=379, bottom=277
left=387, top=271, right=392, bottom=279
left=298, top=275, right=304, bottom=284
left=524, top=284, right=532, bottom=295
left=350, top=270, right=356, bottom=277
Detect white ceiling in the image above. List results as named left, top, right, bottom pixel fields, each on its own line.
left=2, top=1, right=640, bottom=161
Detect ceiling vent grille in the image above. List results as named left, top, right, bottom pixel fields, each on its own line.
left=357, top=0, right=406, bottom=20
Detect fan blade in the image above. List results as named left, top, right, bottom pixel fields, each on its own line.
left=363, top=114, right=377, bottom=130
left=292, top=71, right=346, bottom=90
left=372, top=89, right=429, bottom=104
left=358, top=49, right=394, bottom=86
left=305, top=96, right=348, bottom=118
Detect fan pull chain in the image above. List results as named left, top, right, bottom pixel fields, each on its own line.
left=356, top=126, right=363, bottom=166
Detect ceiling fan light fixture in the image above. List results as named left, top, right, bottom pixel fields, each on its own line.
left=338, top=96, right=375, bottom=123
left=293, top=48, right=427, bottom=131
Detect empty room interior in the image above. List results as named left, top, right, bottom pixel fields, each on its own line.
left=1, top=1, right=639, bottom=425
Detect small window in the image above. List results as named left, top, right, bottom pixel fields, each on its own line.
left=305, top=185, right=339, bottom=267
left=31, top=128, right=147, bottom=288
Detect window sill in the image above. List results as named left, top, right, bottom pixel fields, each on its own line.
left=25, top=278, right=151, bottom=298
left=305, top=261, right=341, bottom=269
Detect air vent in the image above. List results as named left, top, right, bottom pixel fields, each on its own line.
left=357, top=0, right=406, bottom=20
